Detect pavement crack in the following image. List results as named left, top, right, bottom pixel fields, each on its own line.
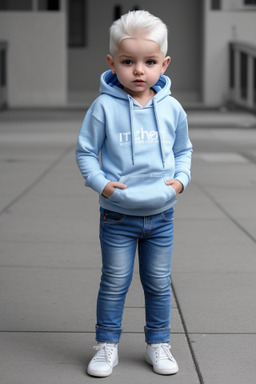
left=171, top=280, right=204, bottom=384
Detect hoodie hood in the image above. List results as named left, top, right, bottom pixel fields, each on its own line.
left=100, top=70, right=171, bottom=102
left=99, top=70, right=172, bottom=167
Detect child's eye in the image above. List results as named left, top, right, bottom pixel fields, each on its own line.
left=122, top=60, right=133, bottom=65
left=146, top=60, right=157, bottom=66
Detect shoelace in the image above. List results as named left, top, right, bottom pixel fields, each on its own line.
left=153, top=343, right=175, bottom=363
left=92, top=343, right=115, bottom=365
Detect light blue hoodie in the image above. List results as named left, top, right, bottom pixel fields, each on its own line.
left=76, top=70, right=192, bottom=216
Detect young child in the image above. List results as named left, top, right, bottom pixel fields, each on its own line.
left=76, top=10, right=192, bottom=377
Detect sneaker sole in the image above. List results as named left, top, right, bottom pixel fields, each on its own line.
left=87, top=360, right=118, bottom=377
left=145, top=354, right=179, bottom=375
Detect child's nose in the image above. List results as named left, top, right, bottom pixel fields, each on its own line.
left=134, top=64, right=144, bottom=75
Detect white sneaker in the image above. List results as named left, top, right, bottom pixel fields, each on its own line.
left=87, top=343, right=118, bottom=377
left=146, top=343, right=179, bottom=375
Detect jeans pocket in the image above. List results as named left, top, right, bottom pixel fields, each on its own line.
left=161, top=208, right=174, bottom=222
left=101, top=209, right=126, bottom=225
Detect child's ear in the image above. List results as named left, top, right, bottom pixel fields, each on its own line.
left=161, top=56, right=171, bottom=74
left=107, top=54, right=115, bottom=73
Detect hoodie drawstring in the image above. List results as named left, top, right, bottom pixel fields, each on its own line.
left=153, top=98, right=165, bottom=168
left=128, top=96, right=136, bottom=165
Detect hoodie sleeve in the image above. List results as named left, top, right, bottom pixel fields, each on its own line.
left=76, top=106, right=110, bottom=195
left=173, top=114, right=193, bottom=190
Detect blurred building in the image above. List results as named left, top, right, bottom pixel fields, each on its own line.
left=0, top=0, right=255, bottom=110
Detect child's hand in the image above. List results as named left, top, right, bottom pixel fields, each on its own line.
left=165, top=179, right=183, bottom=194
left=102, top=182, right=127, bottom=198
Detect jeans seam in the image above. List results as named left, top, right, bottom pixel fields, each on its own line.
left=96, top=325, right=122, bottom=331
left=145, top=327, right=170, bottom=331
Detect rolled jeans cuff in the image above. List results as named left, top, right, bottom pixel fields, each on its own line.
left=96, top=325, right=122, bottom=343
left=144, top=326, right=170, bottom=344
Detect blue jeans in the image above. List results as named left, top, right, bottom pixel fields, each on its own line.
left=96, top=207, right=174, bottom=344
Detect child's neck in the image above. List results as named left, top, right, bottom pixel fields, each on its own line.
left=125, top=88, right=156, bottom=108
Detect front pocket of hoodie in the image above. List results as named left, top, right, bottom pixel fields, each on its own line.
left=108, top=174, right=176, bottom=209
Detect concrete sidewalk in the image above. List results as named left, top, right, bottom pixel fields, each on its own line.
left=0, top=109, right=256, bottom=384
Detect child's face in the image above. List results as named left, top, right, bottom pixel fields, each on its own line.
left=107, top=37, right=170, bottom=99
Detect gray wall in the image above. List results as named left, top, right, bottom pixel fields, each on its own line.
left=0, top=11, right=67, bottom=107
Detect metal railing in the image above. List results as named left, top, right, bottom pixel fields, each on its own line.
left=229, top=42, right=256, bottom=112
left=0, top=41, right=7, bottom=109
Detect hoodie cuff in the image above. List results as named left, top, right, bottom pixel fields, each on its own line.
left=174, top=172, right=190, bottom=192
left=86, top=173, right=110, bottom=195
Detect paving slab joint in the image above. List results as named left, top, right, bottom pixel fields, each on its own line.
left=171, top=281, right=204, bottom=384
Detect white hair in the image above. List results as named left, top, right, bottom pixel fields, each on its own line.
left=109, top=10, right=168, bottom=56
